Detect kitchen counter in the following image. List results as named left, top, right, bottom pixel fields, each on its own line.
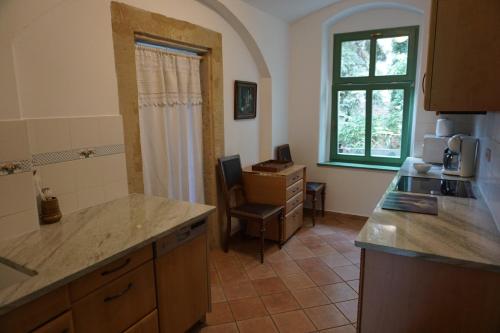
left=355, top=157, right=500, bottom=271
left=0, top=193, right=215, bottom=315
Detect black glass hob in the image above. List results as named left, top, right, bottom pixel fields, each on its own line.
left=395, top=176, right=475, bottom=199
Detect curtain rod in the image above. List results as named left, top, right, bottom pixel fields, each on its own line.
left=134, top=33, right=209, bottom=55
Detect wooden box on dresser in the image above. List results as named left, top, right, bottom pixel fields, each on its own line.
left=0, top=221, right=209, bottom=333
left=243, top=165, right=306, bottom=242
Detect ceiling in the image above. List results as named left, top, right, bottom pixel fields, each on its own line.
left=241, top=0, right=342, bottom=22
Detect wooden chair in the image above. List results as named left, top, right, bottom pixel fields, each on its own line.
left=218, top=155, right=285, bottom=263
left=276, top=144, right=326, bottom=226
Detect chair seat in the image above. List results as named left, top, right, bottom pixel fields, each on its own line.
left=306, top=181, right=326, bottom=193
left=231, top=203, right=283, bottom=220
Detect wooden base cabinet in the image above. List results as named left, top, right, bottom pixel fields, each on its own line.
left=357, top=249, right=500, bottom=333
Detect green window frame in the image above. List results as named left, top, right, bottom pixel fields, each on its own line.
left=330, top=26, right=419, bottom=167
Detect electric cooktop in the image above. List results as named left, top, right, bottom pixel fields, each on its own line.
left=395, top=176, right=476, bottom=199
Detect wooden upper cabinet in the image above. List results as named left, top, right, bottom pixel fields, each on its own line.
left=424, top=0, right=500, bottom=112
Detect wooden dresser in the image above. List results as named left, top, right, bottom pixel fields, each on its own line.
left=243, top=165, right=306, bottom=243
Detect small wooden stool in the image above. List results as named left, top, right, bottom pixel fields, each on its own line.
left=306, top=182, right=326, bottom=226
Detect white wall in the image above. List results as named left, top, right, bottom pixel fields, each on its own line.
left=1, top=0, right=289, bottom=167
left=288, top=0, right=432, bottom=216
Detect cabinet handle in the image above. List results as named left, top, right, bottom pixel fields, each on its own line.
left=422, top=73, right=426, bottom=94
left=103, top=282, right=133, bottom=302
left=176, top=227, right=191, bottom=242
left=101, top=258, right=131, bottom=276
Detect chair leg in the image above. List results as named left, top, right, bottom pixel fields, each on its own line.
left=260, top=220, right=266, bottom=264
left=321, top=187, right=326, bottom=217
left=225, top=216, right=231, bottom=253
left=278, top=210, right=284, bottom=249
left=311, top=193, right=317, bottom=227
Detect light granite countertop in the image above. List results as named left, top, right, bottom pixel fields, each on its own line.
left=355, top=157, right=500, bottom=271
left=0, top=194, right=215, bottom=315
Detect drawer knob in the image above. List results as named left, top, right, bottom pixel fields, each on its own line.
left=101, top=258, right=131, bottom=276
left=103, top=282, right=133, bottom=302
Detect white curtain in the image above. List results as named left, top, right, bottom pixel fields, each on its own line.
left=135, top=44, right=204, bottom=203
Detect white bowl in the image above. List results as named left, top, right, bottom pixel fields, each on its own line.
left=413, top=163, right=432, bottom=173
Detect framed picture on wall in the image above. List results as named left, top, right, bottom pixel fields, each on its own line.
left=234, top=80, right=257, bottom=119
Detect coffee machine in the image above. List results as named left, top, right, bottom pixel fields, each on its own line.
left=442, top=134, right=478, bottom=177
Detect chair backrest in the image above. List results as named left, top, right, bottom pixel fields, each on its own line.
left=218, top=155, right=245, bottom=211
left=276, top=144, right=293, bottom=162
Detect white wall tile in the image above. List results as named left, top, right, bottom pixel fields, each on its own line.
left=77, top=186, right=105, bottom=210
left=27, top=118, right=71, bottom=154
left=0, top=173, right=37, bottom=218
left=104, top=180, right=129, bottom=202
left=101, top=154, right=127, bottom=183
left=75, top=157, right=105, bottom=190
left=38, top=161, right=77, bottom=195
left=0, top=120, right=31, bottom=161
left=70, top=117, right=101, bottom=149
left=100, top=116, right=124, bottom=145
left=58, top=192, right=78, bottom=215
left=0, top=209, right=39, bottom=241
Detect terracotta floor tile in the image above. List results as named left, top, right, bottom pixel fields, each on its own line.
left=218, top=267, right=249, bottom=284
left=252, top=276, right=288, bottom=295
left=306, top=269, right=343, bottom=286
left=319, top=254, right=351, bottom=269
left=335, top=299, right=358, bottom=323
left=213, top=255, right=242, bottom=271
left=342, top=251, right=361, bottom=265
left=265, top=249, right=292, bottom=263
left=211, top=269, right=221, bottom=286
left=319, top=234, right=349, bottom=243
left=295, top=226, right=318, bottom=238
left=307, top=243, right=339, bottom=256
left=332, top=265, right=360, bottom=281
left=346, top=280, right=359, bottom=293
left=222, top=280, right=257, bottom=300
left=320, top=324, right=356, bottom=333
left=304, top=304, right=350, bottom=330
left=295, top=257, right=330, bottom=272
left=291, top=287, right=330, bottom=308
left=229, top=297, right=268, bottom=321
left=328, top=241, right=358, bottom=254
left=237, top=316, right=278, bottom=333
left=200, top=322, right=239, bottom=333
left=245, top=263, right=277, bottom=280
left=272, top=309, right=316, bottom=333
left=206, top=302, right=234, bottom=325
left=211, top=285, right=226, bottom=303
left=311, top=224, right=337, bottom=236
left=261, top=291, right=301, bottom=314
left=271, top=260, right=304, bottom=276
left=280, top=272, right=315, bottom=290
left=286, top=246, right=316, bottom=260
left=297, top=235, right=325, bottom=247
left=320, top=283, right=357, bottom=303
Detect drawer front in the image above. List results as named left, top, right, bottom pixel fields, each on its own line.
left=72, top=261, right=156, bottom=333
left=33, top=311, right=74, bottom=333
left=69, top=245, right=153, bottom=302
left=0, top=287, right=70, bottom=333
left=286, top=192, right=303, bottom=213
left=285, top=204, right=303, bottom=240
left=286, top=179, right=303, bottom=200
left=124, top=310, right=158, bottom=333
left=286, top=169, right=303, bottom=187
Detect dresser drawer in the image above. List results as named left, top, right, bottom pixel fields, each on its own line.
left=286, top=192, right=303, bottom=213
left=124, top=310, right=158, bottom=333
left=286, top=169, right=303, bottom=187
left=32, top=311, right=74, bottom=333
left=69, top=246, right=153, bottom=302
left=285, top=204, right=303, bottom=240
left=286, top=179, right=303, bottom=200
left=72, top=261, right=156, bottom=333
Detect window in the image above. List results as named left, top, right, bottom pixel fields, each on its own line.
left=330, top=26, right=418, bottom=168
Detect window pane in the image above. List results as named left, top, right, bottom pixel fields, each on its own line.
left=371, top=89, right=404, bottom=158
left=337, top=90, right=366, bottom=156
left=340, top=40, right=370, bottom=77
left=375, top=36, right=409, bottom=76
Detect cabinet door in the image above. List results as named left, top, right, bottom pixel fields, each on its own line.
left=32, top=311, right=74, bottom=333
left=155, top=233, right=209, bottom=333
left=425, top=0, right=500, bottom=111
left=124, top=310, right=158, bottom=333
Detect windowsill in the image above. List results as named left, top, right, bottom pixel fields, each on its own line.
left=317, top=161, right=400, bottom=172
